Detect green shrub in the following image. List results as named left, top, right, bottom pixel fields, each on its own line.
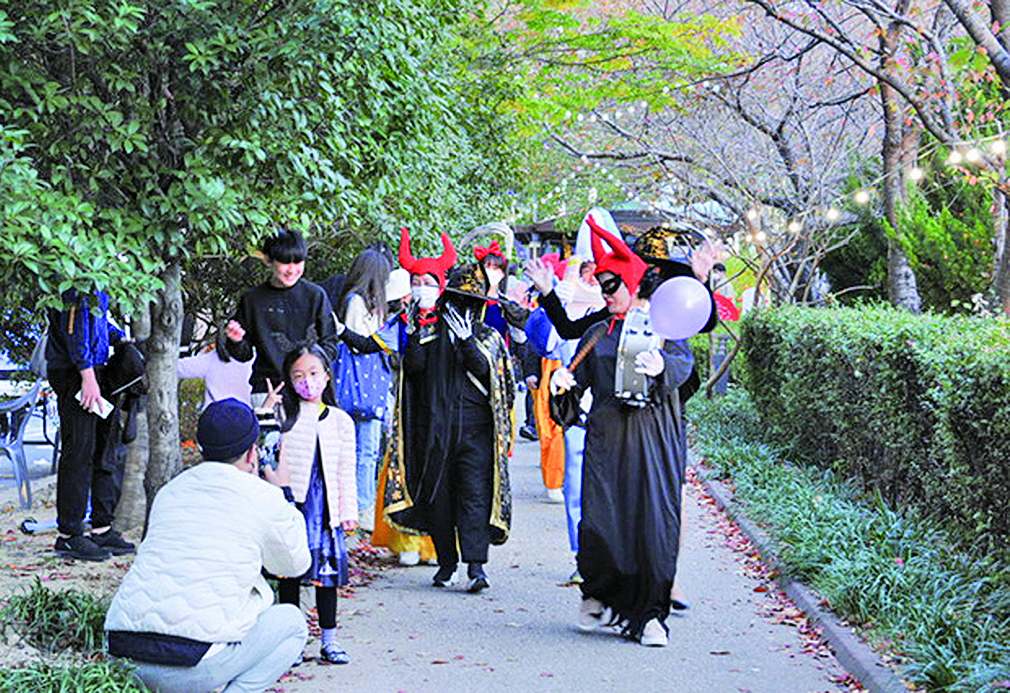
left=0, top=660, right=148, bottom=693
left=1, top=578, right=109, bottom=655
left=742, top=305, right=1010, bottom=560
left=690, top=390, right=1010, bottom=693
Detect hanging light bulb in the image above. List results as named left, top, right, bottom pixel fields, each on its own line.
left=947, top=150, right=963, bottom=165
left=564, top=110, right=572, bottom=120
left=965, top=148, right=981, bottom=163
left=908, top=167, right=924, bottom=181
left=854, top=190, right=871, bottom=205
left=589, top=114, right=598, bottom=123
left=990, top=140, right=1007, bottom=156
left=826, top=208, right=841, bottom=222
left=745, top=233, right=754, bottom=243
left=787, top=220, right=802, bottom=234
left=756, top=231, right=767, bottom=242
left=577, top=114, right=584, bottom=122
left=746, top=208, right=758, bottom=221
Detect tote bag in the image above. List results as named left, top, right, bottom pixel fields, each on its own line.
left=332, top=341, right=391, bottom=420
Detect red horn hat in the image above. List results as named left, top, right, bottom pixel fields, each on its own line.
left=588, top=216, right=647, bottom=295
left=398, top=227, right=457, bottom=288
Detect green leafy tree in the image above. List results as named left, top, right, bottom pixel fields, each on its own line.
left=0, top=0, right=521, bottom=518
left=887, top=171, right=994, bottom=313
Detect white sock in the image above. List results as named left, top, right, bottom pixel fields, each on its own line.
left=321, top=627, right=339, bottom=649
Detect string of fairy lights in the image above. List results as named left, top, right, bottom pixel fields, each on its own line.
left=506, top=97, right=1009, bottom=247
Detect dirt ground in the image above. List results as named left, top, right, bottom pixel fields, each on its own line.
left=0, top=480, right=136, bottom=667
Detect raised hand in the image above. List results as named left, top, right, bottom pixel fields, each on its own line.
left=444, top=305, right=473, bottom=343
left=523, top=257, right=555, bottom=295
left=226, top=319, right=246, bottom=342
left=261, top=377, right=285, bottom=410
left=690, top=239, right=726, bottom=282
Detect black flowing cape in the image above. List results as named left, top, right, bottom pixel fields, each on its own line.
left=382, top=316, right=514, bottom=545
left=556, top=319, right=686, bottom=637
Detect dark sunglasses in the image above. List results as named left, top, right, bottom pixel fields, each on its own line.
left=599, top=274, right=624, bottom=296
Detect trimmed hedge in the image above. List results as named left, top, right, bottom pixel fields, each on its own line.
left=742, top=305, right=1010, bottom=560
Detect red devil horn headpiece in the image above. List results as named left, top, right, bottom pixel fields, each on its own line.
left=587, top=215, right=647, bottom=294
left=399, top=227, right=457, bottom=288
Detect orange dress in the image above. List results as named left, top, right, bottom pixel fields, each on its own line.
left=534, top=358, right=565, bottom=490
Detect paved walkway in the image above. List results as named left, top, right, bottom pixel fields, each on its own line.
left=274, top=437, right=854, bottom=693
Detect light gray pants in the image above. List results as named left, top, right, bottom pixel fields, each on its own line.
left=130, top=604, right=307, bottom=693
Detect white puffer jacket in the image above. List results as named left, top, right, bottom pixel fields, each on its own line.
left=280, top=400, right=357, bottom=525
left=104, top=463, right=310, bottom=644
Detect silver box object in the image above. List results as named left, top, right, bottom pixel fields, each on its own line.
left=614, top=306, right=662, bottom=407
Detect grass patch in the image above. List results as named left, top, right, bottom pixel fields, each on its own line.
left=1, top=578, right=109, bottom=655
left=689, top=388, right=1010, bottom=693
left=0, top=660, right=147, bottom=693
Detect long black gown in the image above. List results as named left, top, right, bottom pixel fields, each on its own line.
left=557, top=318, right=685, bottom=639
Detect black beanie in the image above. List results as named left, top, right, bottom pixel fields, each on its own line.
left=197, top=399, right=260, bottom=461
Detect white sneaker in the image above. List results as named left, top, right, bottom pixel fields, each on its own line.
left=545, top=488, right=564, bottom=504
left=640, top=618, right=668, bottom=647
left=398, top=550, right=420, bottom=566
left=577, top=598, right=610, bottom=631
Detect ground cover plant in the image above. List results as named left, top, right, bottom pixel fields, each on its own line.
left=0, top=660, right=147, bottom=693
left=0, top=578, right=145, bottom=691
left=689, top=388, right=1010, bottom=692
left=0, top=577, right=108, bottom=655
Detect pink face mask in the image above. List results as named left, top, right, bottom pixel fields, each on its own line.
left=294, top=375, right=327, bottom=401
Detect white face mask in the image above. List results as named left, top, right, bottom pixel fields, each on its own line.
left=412, top=285, right=440, bottom=310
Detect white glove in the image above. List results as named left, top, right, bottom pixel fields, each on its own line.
left=331, top=311, right=346, bottom=337
left=554, top=280, right=575, bottom=304
left=549, top=367, right=576, bottom=395
left=634, top=348, right=665, bottom=377
left=444, top=305, right=473, bottom=343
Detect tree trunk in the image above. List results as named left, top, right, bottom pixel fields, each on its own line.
left=114, top=305, right=150, bottom=532
left=143, top=259, right=184, bottom=529
left=992, top=187, right=1010, bottom=315
left=880, top=8, right=922, bottom=313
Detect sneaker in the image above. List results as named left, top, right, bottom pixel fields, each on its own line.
left=577, top=597, right=610, bottom=631
left=519, top=425, right=538, bottom=441
left=320, top=642, right=350, bottom=664
left=55, top=535, right=112, bottom=562
left=640, top=618, right=669, bottom=647
left=466, top=563, right=489, bottom=593
left=432, top=564, right=457, bottom=587
left=545, top=488, right=564, bottom=504
left=90, top=529, right=136, bottom=555
left=567, top=569, right=584, bottom=585
left=398, top=550, right=420, bottom=566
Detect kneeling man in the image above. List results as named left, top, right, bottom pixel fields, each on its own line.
left=105, top=398, right=310, bottom=693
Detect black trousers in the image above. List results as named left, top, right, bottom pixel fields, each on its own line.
left=278, top=579, right=337, bottom=629
left=50, top=367, right=123, bottom=536
left=429, top=423, right=494, bottom=567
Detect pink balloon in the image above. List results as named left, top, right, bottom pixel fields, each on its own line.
left=648, top=277, right=712, bottom=340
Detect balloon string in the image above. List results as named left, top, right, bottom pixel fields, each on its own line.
left=569, top=329, right=604, bottom=371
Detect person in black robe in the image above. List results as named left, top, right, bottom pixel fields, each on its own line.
left=550, top=218, right=707, bottom=647
left=384, top=232, right=513, bottom=594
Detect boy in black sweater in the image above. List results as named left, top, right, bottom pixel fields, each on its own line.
left=226, top=229, right=341, bottom=401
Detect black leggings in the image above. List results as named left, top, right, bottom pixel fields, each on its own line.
left=278, top=579, right=337, bottom=630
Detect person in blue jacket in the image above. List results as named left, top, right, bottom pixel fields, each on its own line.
left=46, top=289, right=135, bottom=561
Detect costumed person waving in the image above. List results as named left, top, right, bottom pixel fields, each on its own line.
left=383, top=229, right=514, bottom=592
left=550, top=217, right=704, bottom=647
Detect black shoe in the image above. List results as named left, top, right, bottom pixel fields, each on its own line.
left=320, top=643, right=350, bottom=664
left=55, top=535, right=112, bottom=562
left=432, top=565, right=457, bottom=587
left=90, top=529, right=136, bottom=555
left=519, top=425, right=537, bottom=441
left=466, top=563, right=489, bottom=593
